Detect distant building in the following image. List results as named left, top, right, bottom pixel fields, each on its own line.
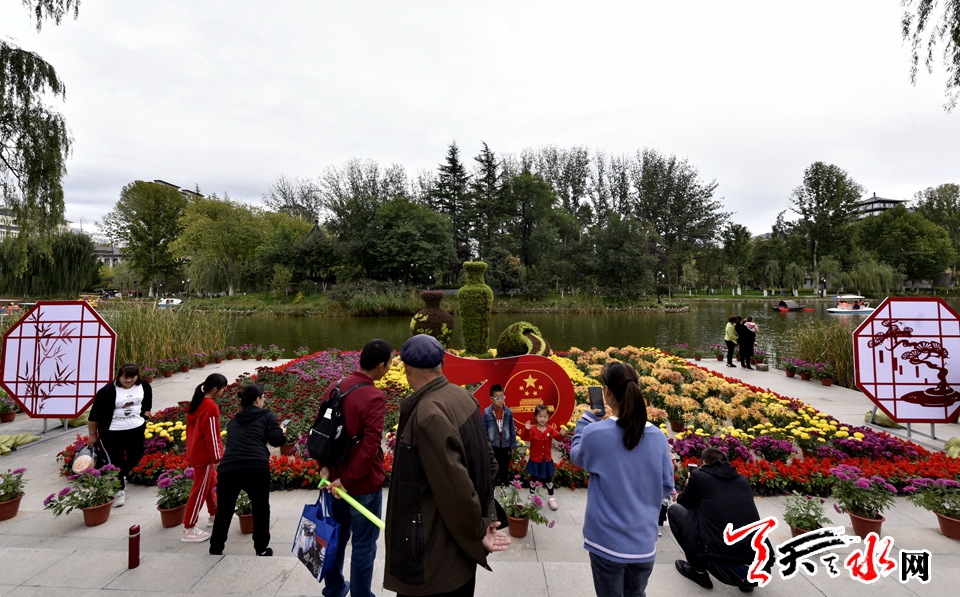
left=855, top=193, right=907, bottom=220
left=0, top=208, right=71, bottom=241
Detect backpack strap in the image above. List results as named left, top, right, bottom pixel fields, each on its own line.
left=319, top=378, right=373, bottom=444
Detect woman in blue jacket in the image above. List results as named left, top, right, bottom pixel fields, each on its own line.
left=570, top=362, right=675, bottom=597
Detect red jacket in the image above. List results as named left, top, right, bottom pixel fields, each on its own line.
left=317, top=371, right=386, bottom=495
left=186, top=397, right=223, bottom=466
left=522, top=424, right=562, bottom=463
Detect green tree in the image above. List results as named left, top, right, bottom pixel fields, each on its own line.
left=591, top=213, right=657, bottom=298
left=902, top=0, right=960, bottom=110
left=1, top=1, right=80, bottom=273
left=431, top=142, right=473, bottom=266
left=789, top=162, right=864, bottom=293
left=367, top=197, right=455, bottom=284
left=631, top=148, right=727, bottom=295
left=269, top=264, right=293, bottom=302
left=856, top=204, right=956, bottom=285
left=261, top=175, right=323, bottom=222
left=171, top=194, right=263, bottom=295
left=100, top=181, right=188, bottom=294
left=470, top=142, right=509, bottom=260
left=483, top=246, right=523, bottom=295
left=254, top=211, right=314, bottom=283
left=913, top=183, right=960, bottom=279
left=721, top=223, right=754, bottom=293
left=295, top=229, right=342, bottom=291
left=503, top=170, right=558, bottom=268
left=783, top=262, right=805, bottom=296
left=0, top=230, right=97, bottom=296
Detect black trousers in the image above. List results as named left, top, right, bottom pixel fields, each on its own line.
left=210, top=468, right=272, bottom=554
left=725, top=340, right=737, bottom=365
left=98, top=423, right=146, bottom=489
left=397, top=574, right=475, bottom=597
left=667, top=503, right=706, bottom=569
left=492, top=446, right=512, bottom=486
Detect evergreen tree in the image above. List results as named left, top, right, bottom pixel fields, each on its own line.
left=432, top=142, right=473, bottom=267
left=470, top=142, right=508, bottom=260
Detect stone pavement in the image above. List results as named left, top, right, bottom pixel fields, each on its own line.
left=0, top=358, right=958, bottom=596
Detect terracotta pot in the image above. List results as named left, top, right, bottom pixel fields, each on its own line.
left=227, top=354, right=235, bottom=360
left=669, top=420, right=684, bottom=433
left=255, top=355, right=263, bottom=361
left=179, top=366, right=190, bottom=373
left=507, top=515, right=529, bottom=538
left=785, top=370, right=795, bottom=378
left=936, top=512, right=960, bottom=540
left=270, top=356, right=278, bottom=361
left=799, top=373, right=812, bottom=381
left=820, top=377, right=833, bottom=387
left=279, top=443, right=295, bottom=456
left=82, top=499, right=115, bottom=527
left=716, top=355, right=724, bottom=361
left=0, top=494, right=23, bottom=521
left=789, top=525, right=817, bottom=538
left=162, top=370, right=174, bottom=378
left=158, top=504, right=187, bottom=528
left=215, top=357, right=223, bottom=364
left=197, top=361, right=207, bottom=368
left=238, top=513, right=254, bottom=534
left=142, top=376, right=155, bottom=384
left=693, top=354, right=702, bottom=361
left=848, top=512, right=884, bottom=539
left=0, top=412, right=16, bottom=423
left=241, top=354, right=249, bottom=360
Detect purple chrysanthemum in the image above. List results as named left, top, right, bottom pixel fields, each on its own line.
left=855, top=478, right=872, bottom=490
left=58, top=487, right=72, bottom=498
left=12, top=468, right=26, bottom=475
left=184, top=468, right=195, bottom=480
left=43, top=493, right=55, bottom=507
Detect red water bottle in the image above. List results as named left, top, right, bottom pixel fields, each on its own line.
left=129, top=525, right=140, bottom=569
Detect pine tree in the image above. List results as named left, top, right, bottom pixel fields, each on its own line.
left=432, top=142, right=473, bottom=267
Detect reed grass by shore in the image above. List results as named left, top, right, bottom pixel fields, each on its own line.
left=778, top=319, right=856, bottom=388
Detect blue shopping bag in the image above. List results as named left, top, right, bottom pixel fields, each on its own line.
left=292, top=490, right=339, bottom=582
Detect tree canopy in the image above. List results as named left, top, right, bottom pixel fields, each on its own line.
left=902, top=0, right=960, bottom=110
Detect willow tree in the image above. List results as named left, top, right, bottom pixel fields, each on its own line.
left=1, top=1, right=80, bottom=274
left=0, top=230, right=97, bottom=296
left=902, top=0, right=960, bottom=110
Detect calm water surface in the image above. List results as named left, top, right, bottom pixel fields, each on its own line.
left=230, top=298, right=928, bottom=356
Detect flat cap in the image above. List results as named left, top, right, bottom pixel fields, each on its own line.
left=400, top=334, right=445, bottom=368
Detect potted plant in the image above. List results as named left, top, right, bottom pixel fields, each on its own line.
left=238, top=344, right=253, bottom=360
left=781, top=357, right=798, bottom=378
left=141, top=367, right=158, bottom=383
left=177, top=355, right=191, bottom=372
left=749, top=435, right=795, bottom=463
left=265, top=344, right=284, bottom=361
left=225, top=346, right=237, bottom=360
left=280, top=419, right=309, bottom=455
left=710, top=343, right=725, bottom=361
left=0, top=468, right=27, bottom=521
left=497, top=477, right=552, bottom=538
left=664, top=394, right=698, bottom=432
left=44, top=464, right=122, bottom=527
left=692, top=346, right=703, bottom=361
left=751, top=349, right=766, bottom=364
left=829, top=464, right=897, bottom=538
left=156, top=467, right=194, bottom=528
left=293, top=346, right=310, bottom=359
left=236, top=490, right=254, bottom=534
left=904, top=477, right=960, bottom=540
left=0, top=393, right=19, bottom=423
left=254, top=345, right=266, bottom=361
left=782, top=491, right=832, bottom=537
left=157, top=359, right=177, bottom=378
left=796, top=360, right=813, bottom=381
left=811, top=362, right=836, bottom=386
left=212, top=349, right=226, bottom=364
left=195, top=351, right=209, bottom=368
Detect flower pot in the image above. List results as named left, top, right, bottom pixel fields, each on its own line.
left=241, top=354, right=249, bottom=360
left=162, top=370, right=174, bottom=378
left=0, top=412, right=16, bottom=423
left=238, top=513, right=254, bottom=534
left=158, top=504, right=187, bottom=528
left=716, top=355, right=723, bottom=361
left=255, top=355, right=263, bottom=361
left=0, top=494, right=23, bottom=521
left=197, top=361, right=207, bottom=368
left=226, top=354, right=235, bottom=360
left=799, top=373, right=811, bottom=381
left=785, top=370, right=795, bottom=378
left=507, top=515, right=529, bottom=538
left=179, top=366, right=190, bottom=373
left=693, top=354, right=702, bottom=361
left=82, top=499, right=115, bottom=527
left=279, top=443, right=295, bottom=456
left=143, top=376, right=155, bottom=384
left=215, top=357, right=223, bottom=364
left=789, top=525, right=817, bottom=538
left=848, top=512, right=884, bottom=539
left=270, top=356, right=278, bottom=361
left=935, top=512, right=960, bottom=540
left=669, top=420, right=684, bottom=433
left=820, top=377, right=833, bottom=387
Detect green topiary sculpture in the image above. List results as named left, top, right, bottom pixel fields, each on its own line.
left=496, top=321, right=552, bottom=358
left=410, top=291, right=455, bottom=348
left=459, top=262, right=493, bottom=356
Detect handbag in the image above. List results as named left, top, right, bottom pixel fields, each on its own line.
left=292, top=490, right=340, bottom=582
left=72, top=438, right=111, bottom=473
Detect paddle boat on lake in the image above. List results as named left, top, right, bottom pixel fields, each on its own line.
left=827, top=294, right=876, bottom=314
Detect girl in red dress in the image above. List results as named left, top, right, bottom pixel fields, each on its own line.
left=523, top=404, right=565, bottom=510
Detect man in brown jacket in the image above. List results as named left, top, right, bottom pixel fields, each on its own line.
left=384, top=334, right=511, bottom=597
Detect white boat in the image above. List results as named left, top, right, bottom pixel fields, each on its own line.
left=157, top=297, right=182, bottom=308
left=827, top=294, right=876, bottom=314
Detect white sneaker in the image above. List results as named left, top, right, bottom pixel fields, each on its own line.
left=113, top=490, right=125, bottom=508
left=548, top=497, right=558, bottom=511
left=182, top=527, right=211, bottom=543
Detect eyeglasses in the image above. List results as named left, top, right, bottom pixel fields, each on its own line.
left=491, top=396, right=505, bottom=401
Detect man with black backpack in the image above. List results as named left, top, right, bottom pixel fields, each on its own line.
left=314, top=339, right=393, bottom=597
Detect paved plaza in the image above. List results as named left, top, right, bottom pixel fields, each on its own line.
left=1, top=358, right=959, bottom=596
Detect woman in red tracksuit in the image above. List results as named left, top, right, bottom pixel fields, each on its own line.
left=181, top=373, right=227, bottom=543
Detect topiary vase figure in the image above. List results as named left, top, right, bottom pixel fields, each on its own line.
left=497, top=321, right=552, bottom=358
left=410, top=291, right=455, bottom=348
left=459, top=262, right=494, bottom=356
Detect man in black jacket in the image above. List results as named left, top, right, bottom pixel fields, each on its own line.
left=668, top=448, right=764, bottom=591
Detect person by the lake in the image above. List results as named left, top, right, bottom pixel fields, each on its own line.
left=724, top=316, right=739, bottom=368
left=734, top=316, right=755, bottom=370
left=744, top=316, right=758, bottom=334
left=88, top=362, right=153, bottom=508
left=384, top=334, right=510, bottom=597
left=317, top=339, right=393, bottom=597
left=209, top=384, right=286, bottom=557
left=181, top=373, right=227, bottom=543
left=482, top=384, right=517, bottom=487
left=522, top=403, right=564, bottom=510
left=570, top=361, right=675, bottom=597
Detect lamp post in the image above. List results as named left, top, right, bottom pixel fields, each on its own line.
left=182, top=278, right=191, bottom=299
left=657, top=271, right=662, bottom=304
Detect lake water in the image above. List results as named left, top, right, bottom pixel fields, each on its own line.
left=230, top=298, right=904, bottom=356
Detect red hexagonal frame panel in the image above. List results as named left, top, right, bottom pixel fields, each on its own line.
left=854, top=297, right=960, bottom=424
left=1, top=301, right=116, bottom=418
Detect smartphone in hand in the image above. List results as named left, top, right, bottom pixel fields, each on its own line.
left=588, top=386, right=604, bottom=412
left=282, top=419, right=292, bottom=427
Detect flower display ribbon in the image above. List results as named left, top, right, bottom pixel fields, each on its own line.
left=319, top=477, right=385, bottom=530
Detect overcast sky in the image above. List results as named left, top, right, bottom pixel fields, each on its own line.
left=2, top=1, right=957, bottom=236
